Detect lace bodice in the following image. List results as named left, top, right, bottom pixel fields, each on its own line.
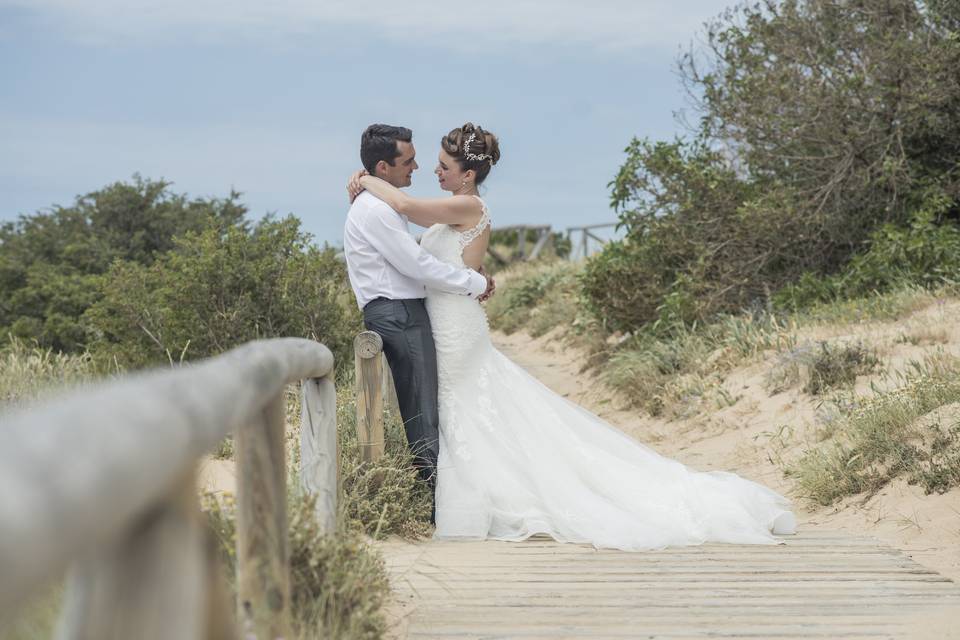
left=420, top=196, right=490, bottom=267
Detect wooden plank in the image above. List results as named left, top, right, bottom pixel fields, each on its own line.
left=379, top=531, right=960, bottom=640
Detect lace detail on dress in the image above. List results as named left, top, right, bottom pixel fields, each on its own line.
left=458, top=196, right=491, bottom=250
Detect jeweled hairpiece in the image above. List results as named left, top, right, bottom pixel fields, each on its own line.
left=462, top=132, right=493, bottom=163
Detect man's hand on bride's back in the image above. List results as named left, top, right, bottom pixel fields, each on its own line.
left=347, top=169, right=369, bottom=203
left=478, top=266, right=496, bottom=303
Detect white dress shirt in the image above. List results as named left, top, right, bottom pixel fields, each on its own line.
left=343, top=192, right=487, bottom=310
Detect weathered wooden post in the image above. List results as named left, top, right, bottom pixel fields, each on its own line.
left=56, top=471, right=233, bottom=640
left=236, top=393, right=290, bottom=639
left=354, top=331, right=386, bottom=462
left=529, top=228, right=551, bottom=260
left=300, top=375, right=339, bottom=534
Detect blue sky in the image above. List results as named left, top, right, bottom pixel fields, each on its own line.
left=0, top=1, right=731, bottom=248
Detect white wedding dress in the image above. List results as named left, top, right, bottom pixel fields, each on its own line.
left=420, top=199, right=796, bottom=551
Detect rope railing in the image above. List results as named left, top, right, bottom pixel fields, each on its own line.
left=0, top=337, right=336, bottom=640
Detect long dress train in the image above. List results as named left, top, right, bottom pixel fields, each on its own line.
left=420, top=200, right=796, bottom=551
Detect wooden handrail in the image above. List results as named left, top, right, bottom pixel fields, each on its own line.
left=0, top=337, right=336, bottom=639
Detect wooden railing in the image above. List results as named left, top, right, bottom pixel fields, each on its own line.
left=486, top=224, right=553, bottom=265
left=0, top=338, right=337, bottom=640
left=566, top=223, right=619, bottom=260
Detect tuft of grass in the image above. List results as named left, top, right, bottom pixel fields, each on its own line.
left=706, top=313, right=798, bottom=363
left=602, top=331, right=712, bottom=417
left=766, top=341, right=879, bottom=396
left=895, top=325, right=950, bottom=346
left=788, top=353, right=960, bottom=505
left=803, top=342, right=879, bottom=395
left=213, top=436, right=234, bottom=460
left=0, top=337, right=101, bottom=408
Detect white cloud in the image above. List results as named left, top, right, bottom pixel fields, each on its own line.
left=3, top=0, right=730, bottom=51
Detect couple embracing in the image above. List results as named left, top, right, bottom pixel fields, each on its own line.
left=343, top=123, right=795, bottom=550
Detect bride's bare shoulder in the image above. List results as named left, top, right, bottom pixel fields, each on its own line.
left=450, top=196, right=488, bottom=232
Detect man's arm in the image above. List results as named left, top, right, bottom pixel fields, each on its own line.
left=362, top=205, right=488, bottom=298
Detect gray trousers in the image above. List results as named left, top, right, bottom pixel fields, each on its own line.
left=362, top=297, right=439, bottom=522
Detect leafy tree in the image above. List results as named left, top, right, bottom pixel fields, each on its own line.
left=85, top=215, right=361, bottom=371
left=683, top=0, right=960, bottom=249
left=585, top=0, right=960, bottom=333
left=0, top=176, right=245, bottom=351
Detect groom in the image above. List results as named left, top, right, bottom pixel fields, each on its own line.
left=343, top=124, right=494, bottom=524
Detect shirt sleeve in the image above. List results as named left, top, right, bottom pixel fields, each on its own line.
left=361, top=205, right=488, bottom=298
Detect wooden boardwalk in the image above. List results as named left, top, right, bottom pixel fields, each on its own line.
left=378, top=529, right=960, bottom=639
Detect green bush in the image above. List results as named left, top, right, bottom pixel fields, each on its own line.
left=0, top=176, right=245, bottom=352
left=775, top=193, right=960, bottom=310
left=85, top=215, right=361, bottom=372
left=584, top=0, right=960, bottom=334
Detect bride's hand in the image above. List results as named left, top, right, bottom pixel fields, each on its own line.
left=347, top=169, right=369, bottom=203
left=477, top=266, right=496, bottom=302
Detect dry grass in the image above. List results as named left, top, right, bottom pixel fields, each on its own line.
left=487, top=264, right=950, bottom=422
left=796, top=285, right=938, bottom=326
left=766, top=340, right=880, bottom=396
left=0, top=337, right=102, bottom=409
left=789, top=352, right=960, bottom=505
left=202, top=489, right=391, bottom=640
left=601, top=314, right=797, bottom=418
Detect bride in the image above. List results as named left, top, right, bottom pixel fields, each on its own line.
left=347, top=122, right=796, bottom=550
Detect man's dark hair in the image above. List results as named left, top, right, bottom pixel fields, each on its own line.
left=360, top=124, right=413, bottom=173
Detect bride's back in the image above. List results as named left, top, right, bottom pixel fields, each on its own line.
left=459, top=223, right=490, bottom=270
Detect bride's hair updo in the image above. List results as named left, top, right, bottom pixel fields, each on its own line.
left=441, top=123, right=501, bottom=185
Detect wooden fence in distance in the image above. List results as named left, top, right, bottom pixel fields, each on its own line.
left=566, top=222, right=619, bottom=261
left=0, top=338, right=337, bottom=640
left=486, top=224, right=553, bottom=265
